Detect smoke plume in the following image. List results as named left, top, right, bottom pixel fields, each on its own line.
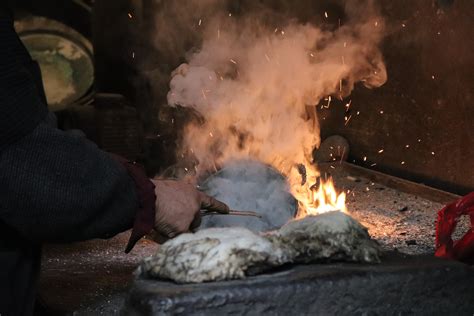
left=148, top=0, right=387, bottom=216
left=159, top=0, right=386, bottom=182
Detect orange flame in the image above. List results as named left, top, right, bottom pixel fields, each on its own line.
left=294, top=176, right=347, bottom=219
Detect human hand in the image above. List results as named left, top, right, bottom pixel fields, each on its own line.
left=150, top=179, right=229, bottom=243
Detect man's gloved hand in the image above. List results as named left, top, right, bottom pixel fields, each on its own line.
left=150, top=179, right=229, bottom=243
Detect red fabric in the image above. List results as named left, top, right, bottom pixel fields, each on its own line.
left=435, top=192, right=474, bottom=264
left=110, top=154, right=156, bottom=253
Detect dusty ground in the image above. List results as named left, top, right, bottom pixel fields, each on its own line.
left=40, top=234, right=158, bottom=314
left=328, top=166, right=467, bottom=255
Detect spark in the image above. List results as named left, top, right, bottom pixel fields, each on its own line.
left=209, top=132, right=214, bottom=137
left=132, top=51, right=135, bottom=59
left=356, top=111, right=360, bottom=115
left=363, top=156, right=367, bottom=161
left=431, top=75, right=435, bottom=79
left=418, top=139, right=422, bottom=142
left=401, top=161, right=405, bottom=165
left=374, top=21, right=378, bottom=27
left=345, top=100, right=352, bottom=111
left=378, top=149, right=384, bottom=154
left=379, top=110, right=384, bottom=114
left=281, top=30, right=285, bottom=35
left=324, top=12, right=328, bottom=18
left=344, top=115, right=352, bottom=126
left=402, top=23, right=406, bottom=28
left=405, top=144, right=410, bottom=148
left=343, top=42, right=347, bottom=48
left=370, top=163, right=377, bottom=167
left=310, top=52, right=315, bottom=57
left=230, top=59, right=237, bottom=64
left=340, top=146, right=345, bottom=164
left=431, top=151, right=435, bottom=156
left=127, top=13, right=133, bottom=19
left=198, top=19, right=202, bottom=26
left=228, top=13, right=232, bottom=17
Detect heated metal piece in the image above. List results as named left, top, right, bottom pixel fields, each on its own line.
left=202, top=210, right=263, bottom=218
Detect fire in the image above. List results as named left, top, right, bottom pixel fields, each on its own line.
left=290, top=166, right=347, bottom=218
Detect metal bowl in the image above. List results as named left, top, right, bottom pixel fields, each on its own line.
left=15, top=16, right=94, bottom=111
left=199, top=160, right=298, bottom=232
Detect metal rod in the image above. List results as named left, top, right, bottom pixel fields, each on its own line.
left=202, top=210, right=262, bottom=218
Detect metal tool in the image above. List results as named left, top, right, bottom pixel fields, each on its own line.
left=201, top=210, right=262, bottom=218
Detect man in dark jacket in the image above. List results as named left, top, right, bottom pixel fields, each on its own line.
left=0, top=6, right=229, bottom=316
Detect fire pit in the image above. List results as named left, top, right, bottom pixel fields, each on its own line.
left=121, top=162, right=474, bottom=315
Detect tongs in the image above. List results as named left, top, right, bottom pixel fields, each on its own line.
left=201, top=210, right=262, bottom=218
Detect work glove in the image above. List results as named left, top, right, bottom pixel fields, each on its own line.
left=150, top=179, right=229, bottom=243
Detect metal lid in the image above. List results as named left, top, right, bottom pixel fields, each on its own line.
left=15, top=16, right=94, bottom=111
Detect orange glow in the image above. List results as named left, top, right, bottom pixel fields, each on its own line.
left=293, top=175, right=347, bottom=218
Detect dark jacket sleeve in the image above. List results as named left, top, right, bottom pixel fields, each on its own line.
left=0, top=122, right=152, bottom=245
left=0, top=14, right=156, bottom=250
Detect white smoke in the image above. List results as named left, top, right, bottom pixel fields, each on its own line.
left=164, top=1, right=387, bottom=180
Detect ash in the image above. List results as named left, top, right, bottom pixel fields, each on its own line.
left=199, top=160, right=296, bottom=232
left=137, top=212, right=380, bottom=283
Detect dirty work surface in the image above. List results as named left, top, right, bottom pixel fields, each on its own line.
left=39, top=233, right=158, bottom=315
left=322, top=163, right=467, bottom=255
left=39, top=163, right=467, bottom=314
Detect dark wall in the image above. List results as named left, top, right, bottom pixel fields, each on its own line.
left=319, top=0, right=474, bottom=195
left=90, top=0, right=473, bottom=192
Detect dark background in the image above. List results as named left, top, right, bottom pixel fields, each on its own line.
left=14, top=0, right=474, bottom=195
left=318, top=0, right=473, bottom=195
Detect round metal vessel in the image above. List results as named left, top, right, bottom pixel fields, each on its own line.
left=199, top=160, right=297, bottom=232
left=15, top=16, right=94, bottom=111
